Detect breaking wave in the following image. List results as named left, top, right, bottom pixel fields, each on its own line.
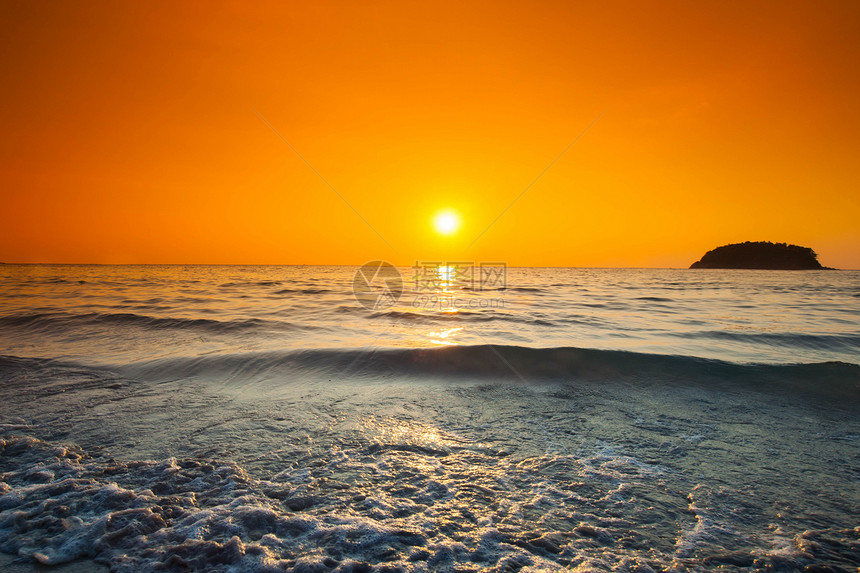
left=108, top=344, right=860, bottom=402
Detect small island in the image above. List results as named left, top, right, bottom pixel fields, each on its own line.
left=690, top=241, right=831, bottom=270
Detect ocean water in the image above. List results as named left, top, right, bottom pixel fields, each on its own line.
left=0, top=264, right=857, bottom=572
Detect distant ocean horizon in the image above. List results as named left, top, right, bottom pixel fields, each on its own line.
left=2, top=263, right=857, bottom=269
left=1, top=264, right=858, bottom=572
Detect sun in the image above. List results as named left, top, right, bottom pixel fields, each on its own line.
left=433, top=210, right=461, bottom=235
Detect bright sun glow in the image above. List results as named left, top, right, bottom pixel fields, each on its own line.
left=433, top=210, right=461, bottom=235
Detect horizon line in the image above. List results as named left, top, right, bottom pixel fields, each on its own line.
left=0, top=262, right=852, bottom=270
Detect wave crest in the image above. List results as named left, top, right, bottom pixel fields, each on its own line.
left=112, top=345, right=860, bottom=402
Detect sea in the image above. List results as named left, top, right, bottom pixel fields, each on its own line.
left=0, top=264, right=857, bottom=572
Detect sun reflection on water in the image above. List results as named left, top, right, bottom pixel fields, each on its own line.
left=406, top=263, right=507, bottom=346
left=361, top=417, right=481, bottom=453
left=436, top=265, right=457, bottom=294
left=428, top=327, right=463, bottom=346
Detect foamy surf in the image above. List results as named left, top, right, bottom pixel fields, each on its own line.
left=2, top=350, right=858, bottom=571
left=1, top=431, right=857, bottom=572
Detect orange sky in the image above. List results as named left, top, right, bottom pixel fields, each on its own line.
left=2, top=1, right=859, bottom=267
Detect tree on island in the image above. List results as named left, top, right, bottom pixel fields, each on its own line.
left=690, top=241, right=830, bottom=270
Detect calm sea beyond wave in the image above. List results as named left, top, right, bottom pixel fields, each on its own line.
left=0, top=264, right=857, bottom=572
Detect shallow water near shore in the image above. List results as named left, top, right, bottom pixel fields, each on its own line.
left=0, top=265, right=858, bottom=571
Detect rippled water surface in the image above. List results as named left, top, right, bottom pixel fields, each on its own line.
left=0, top=265, right=857, bottom=572
left=1, top=265, right=858, bottom=364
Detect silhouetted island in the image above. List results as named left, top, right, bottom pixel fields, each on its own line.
left=690, top=241, right=831, bottom=270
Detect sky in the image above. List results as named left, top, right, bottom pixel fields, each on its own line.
left=1, top=1, right=859, bottom=268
